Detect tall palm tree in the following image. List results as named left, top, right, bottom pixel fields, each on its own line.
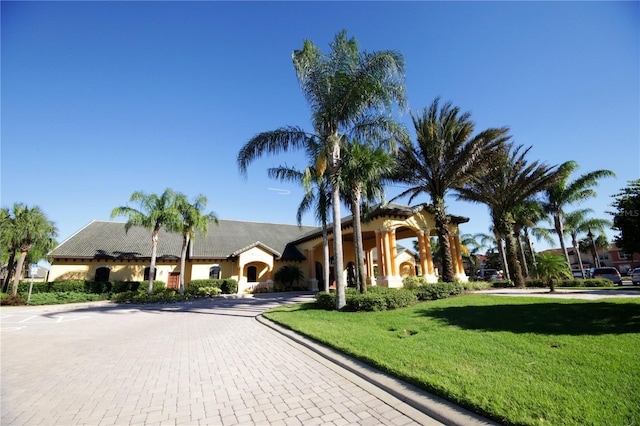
left=238, top=30, right=407, bottom=309
left=563, top=209, right=611, bottom=277
left=268, top=137, right=332, bottom=292
left=457, top=144, right=560, bottom=287
left=543, top=161, right=615, bottom=272
left=172, top=194, right=218, bottom=295
left=511, top=200, right=551, bottom=277
left=111, top=188, right=179, bottom=296
left=339, top=140, right=396, bottom=292
left=3, top=204, right=57, bottom=296
left=393, top=97, right=510, bottom=282
left=578, top=232, right=609, bottom=269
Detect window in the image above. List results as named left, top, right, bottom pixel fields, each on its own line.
left=95, top=266, right=110, bottom=282
left=144, top=267, right=157, bottom=281
left=598, top=254, right=609, bottom=261
left=247, top=266, right=257, bottom=282
left=619, top=253, right=632, bottom=260
left=209, top=265, right=221, bottom=279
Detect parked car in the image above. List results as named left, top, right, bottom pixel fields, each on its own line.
left=590, top=267, right=623, bottom=285
left=475, top=269, right=503, bottom=281
left=630, top=268, right=640, bottom=285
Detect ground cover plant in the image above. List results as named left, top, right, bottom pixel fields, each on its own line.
left=264, top=294, right=640, bottom=426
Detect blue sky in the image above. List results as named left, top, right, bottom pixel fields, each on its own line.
left=2, top=1, right=638, bottom=254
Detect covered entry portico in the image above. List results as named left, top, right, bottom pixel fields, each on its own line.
left=295, top=203, right=469, bottom=289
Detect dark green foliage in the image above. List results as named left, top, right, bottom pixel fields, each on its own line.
left=315, top=292, right=336, bottom=310
left=316, top=287, right=418, bottom=311
left=610, top=179, right=640, bottom=255
left=490, top=280, right=515, bottom=288
left=111, top=288, right=188, bottom=304
left=383, top=289, right=418, bottom=309
left=273, top=264, right=305, bottom=291
left=16, top=280, right=146, bottom=294
left=187, top=279, right=238, bottom=295
left=413, top=282, right=464, bottom=301
left=24, top=292, right=107, bottom=305
left=525, top=278, right=612, bottom=288
left=345, top=293, right=387, bottom=312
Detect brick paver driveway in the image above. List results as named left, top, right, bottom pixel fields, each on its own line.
left=1, top=293, right=441, bottom=426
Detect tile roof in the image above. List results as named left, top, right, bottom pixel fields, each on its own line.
left=50, top=220, right=318, bottom=261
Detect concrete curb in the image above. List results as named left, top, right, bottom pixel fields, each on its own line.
left=256, top=314, right=498, bottom=426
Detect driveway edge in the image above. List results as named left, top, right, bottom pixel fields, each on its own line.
left=256, top=314, right=498, bottom=426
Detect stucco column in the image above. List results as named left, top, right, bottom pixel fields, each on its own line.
left=383, top=228, right=392, bottom=278
left=375, top=230, right=385, bottom=277
left=389, top=229, right=398, bottom=277
left=454, top=235, right=465, bottom=276
left=424, top=233, right=434, bottom=275
left=417, top=231, right=428, bottom=276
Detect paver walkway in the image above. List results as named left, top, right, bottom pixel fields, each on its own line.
left=1, top=293, right=447, bottom=426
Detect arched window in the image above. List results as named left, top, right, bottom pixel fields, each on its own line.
left=209, top=265, right=221, bottom=279
left=144, top=267, right=157, bottom=281
left=95, top=266, right=110, bottom=282
left=247, top=266, right=257, bottom=282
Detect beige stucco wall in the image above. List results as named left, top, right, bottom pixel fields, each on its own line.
left=48, top=259, right=180, bottom=283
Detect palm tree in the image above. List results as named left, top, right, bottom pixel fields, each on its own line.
left=511, top=200, right=551, bottom=277
left=543, top=161, right=615, bottom=272
left=579, top=232, right=609, bottom=269
left=563, top=209, right=611, bottom=277
left=532, top=252, right=572, bottom=293
left=111, top=188, right=179, bottom=296
left=393, top=97, right=509, bottom=282
left=3, top=204, right=57, bottom=296
left=172, top=194, right=218, bottom=295
left=340, top=140, right=396, bottom=292
left=238, top=30, right=407, bottom=309
left=268, top=136, right=333, bottom=292
left=457, top=144, right=560, bottom=287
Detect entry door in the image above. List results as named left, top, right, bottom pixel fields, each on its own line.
left=168, top=272, right=180, bottom=289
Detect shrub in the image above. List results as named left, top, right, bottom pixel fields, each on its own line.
left=462, top=281, right=493, bottom=291
left=315, top=292, right=336, bottom=310
left=0, top=294, right=25, bottom=306
left=197, top=286, right=222, bottom=297
left=413, top=282, right=464, bottom=301
left=345, top=293, right=387, bottom=312
left=384, top=289, right=418, bottom=309
left=491, top=280, right=515, bottom=288
left=187, top=279, right=238, bottom=295
left=402, top=275, right=427, bottom=290
left=25, top=292, right=107, bottom=305
left=526, top=278, right=612, bottom=288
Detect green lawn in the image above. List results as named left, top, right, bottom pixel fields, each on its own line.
left=264, top=295, right=640, bottom=426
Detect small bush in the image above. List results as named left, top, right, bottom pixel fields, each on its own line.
left=315, top=292, right=336, bottom=310
left=526, top=278, right=612, bottom=288
left=0, top=294, right=25, bottom=305
left=197, top=286, right=222, bottom=297
left=25, top=292, right=108, bottom=305
left=462, top=281, right=493, bottom=291
left=383, top=289, right=418, bottom=309
left=402, top=275, right=427, bottom=290
left=491, top=280, right=515, bottom=288
left=413, top=282, right=464, bottom=301
left=187, top=279, right=238, bottom=295
left=345, top=293, right=387, bottom=312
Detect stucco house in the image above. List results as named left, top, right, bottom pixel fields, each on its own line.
left=48, top=203, right=470, bottom=293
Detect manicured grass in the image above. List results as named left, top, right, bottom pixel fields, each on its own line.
left=264, top=295, right=640, bottom=426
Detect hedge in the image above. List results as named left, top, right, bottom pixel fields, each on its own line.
left=186, top=279, right=238, bottom=295
left=15, top=280, right=154, bottom=295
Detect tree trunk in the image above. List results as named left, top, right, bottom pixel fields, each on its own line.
left=524, top=230, right=537, bottom=270
left=351, top=188, right=367, bottom=293
left=515, top=229, right=529, bottom=277
left=329, top=138, right=346, bottom=309
left=571, top=234, right=585, bottom=278
left=148, top=227, right=160, bottom=296
left=433, top=198, right=454, bottom=283
left=3, top=251, right=16, bottom=293
left=554, top=213, right=572, bottom=273
left=322, top=224, right=330, bottom=292
left=11, top=250, right=28, bottom=296
left=494, top=229, right=510, bottom=280
left=179, top=234, right=189, bottom=295
left=504, top=231, right=525, bottom=288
